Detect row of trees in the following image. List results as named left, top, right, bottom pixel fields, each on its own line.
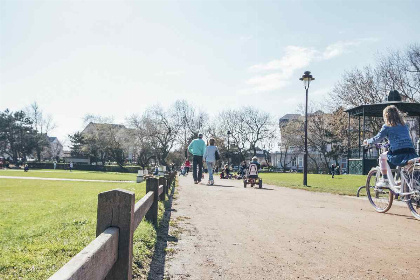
left=0, top=103, right=55, bottom=163
left=69, top=102, right=277, bottom=169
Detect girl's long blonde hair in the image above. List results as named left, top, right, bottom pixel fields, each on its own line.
left=383, top=105, right=405, bottom=126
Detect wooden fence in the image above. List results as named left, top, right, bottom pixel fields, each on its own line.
left=48, top=172, right=177, bottom=280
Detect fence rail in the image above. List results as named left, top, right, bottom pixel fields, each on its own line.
left=48, top=172, right=177, bottom=280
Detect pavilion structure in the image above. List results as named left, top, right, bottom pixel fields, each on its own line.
left=345, top=90, right=420, bottom=175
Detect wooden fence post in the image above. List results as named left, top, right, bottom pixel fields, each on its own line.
left=159, top=176, right=166, bottom=201
left=96, top=189, right=135, bottom=280
left=164, top=174, right=170, bottom=195
left=146, top=177, right=159, bottom=227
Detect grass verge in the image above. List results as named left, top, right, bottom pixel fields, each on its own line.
left=0, top=169, right=136, bottom=181
left=259, top=173, right=367, bottom=196
left=0, top=178, right=163, bottom=279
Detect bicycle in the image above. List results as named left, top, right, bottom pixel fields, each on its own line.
left=364, top=143, right=420, bottom=220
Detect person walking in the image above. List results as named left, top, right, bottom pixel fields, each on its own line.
left=204, top=138, right=219, bottom=185
left=184, top=159, right=191, bottom=175
left=69, top=161, right=73, bottom=172
left=331, top=163, right=335, bottom=178
left=188, top=133, right=206, bottom=184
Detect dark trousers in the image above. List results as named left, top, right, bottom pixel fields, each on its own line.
left=193, top=155, right=203, bottom=182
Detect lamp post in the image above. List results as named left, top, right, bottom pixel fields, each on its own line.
left=299, top=71, right=315, bottom=186
left=227, top=130, right=231, bottom=166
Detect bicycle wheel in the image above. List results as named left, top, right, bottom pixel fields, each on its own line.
left=366, top=168, right=393, bottom=213
left=406, top=195, right=420, bottom=219
left=405, top=171, right=420, bottom=219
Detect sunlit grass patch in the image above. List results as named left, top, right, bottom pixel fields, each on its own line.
left=0, top=178, right=161, bottom=279
left=259, top=173, right=366, bottom=196
left=0, top=169, right=136, bottom=181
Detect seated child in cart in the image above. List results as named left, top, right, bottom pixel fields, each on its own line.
left=248, top=157, right=261, bottom=178
left=220, top=164, right=231, bottom=179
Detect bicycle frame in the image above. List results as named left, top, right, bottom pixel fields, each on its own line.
left=365, top=143, right=420, bottom=219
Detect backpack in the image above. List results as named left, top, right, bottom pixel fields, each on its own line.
left=215, top=149, right=220, bottom=161
left=248, top=163, right=258, bottom=176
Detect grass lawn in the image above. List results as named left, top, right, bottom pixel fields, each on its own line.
left=0, top=178, right=164, bottom=279
left=0, top=169, right=136, bottom=181
left=259, top=173, right=367, bottom=196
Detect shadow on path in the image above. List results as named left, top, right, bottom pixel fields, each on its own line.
left=147, top=185, right=177, bottom=280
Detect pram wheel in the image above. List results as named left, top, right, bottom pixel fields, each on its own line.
left=243, top=180, right=247, bottom=188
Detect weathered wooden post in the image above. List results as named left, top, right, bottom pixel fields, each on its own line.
left=164, top=174, right=170, bottom=195
left=145, top=177, right=159, bottom=227
left=159, top=176, right=166, bottom=201
left=96, top=189, right=135, bottom=280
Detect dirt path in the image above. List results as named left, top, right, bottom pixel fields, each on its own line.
left=163, top=175, right=420, bottom=280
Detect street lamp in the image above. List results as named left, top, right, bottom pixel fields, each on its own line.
left=299, top=71, right=315, bottom=186
left=227, top=130, right=231, bottom=166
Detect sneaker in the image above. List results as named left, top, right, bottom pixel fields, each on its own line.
left=211, top=180, right=214, bottom=185
left=194, top=181, right=198, bottom=184
left=376, top=179, right=390, bottom=189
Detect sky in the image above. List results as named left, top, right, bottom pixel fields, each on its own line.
left=1, top=0, right=420, bottom=148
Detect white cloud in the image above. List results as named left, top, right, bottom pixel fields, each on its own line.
left=321, top=41, right=360, bottom=59
left=246, top=73, right=290, bottom=92
left=156, top=70, right=185, bottom=77
left=249, top=46, right=317, bottom=73
left=243, top=39, right=370, bottom=93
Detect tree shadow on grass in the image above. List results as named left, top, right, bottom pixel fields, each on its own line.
left=147, top=186, right=177, bottom=280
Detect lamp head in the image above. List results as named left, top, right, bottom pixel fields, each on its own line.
left=299, top=71, right=315, bottom=88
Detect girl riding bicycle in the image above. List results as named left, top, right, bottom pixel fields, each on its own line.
left=363, top=105, right=418, bottom=188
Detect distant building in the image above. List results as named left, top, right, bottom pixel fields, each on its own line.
left=38, top=136, right=64, bottom=161
left=273, top=113, right=348, bottom=173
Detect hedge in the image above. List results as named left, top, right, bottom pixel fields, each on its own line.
left=26, top=162, right=141, bottom=173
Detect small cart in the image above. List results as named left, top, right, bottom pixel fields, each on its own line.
left=243, top=163, right=262, bottom=188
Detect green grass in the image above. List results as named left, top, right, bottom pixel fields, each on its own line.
left=0, top=178, right=163, bottom=279
left=0, top=169, right=136, bottom=181
left=259, top=173, right=367, bottom=196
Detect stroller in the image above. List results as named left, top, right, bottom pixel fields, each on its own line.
left=243, top=163, right=262, bottom=188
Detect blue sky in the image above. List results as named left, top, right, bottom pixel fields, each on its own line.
left=1, top=0, right=419, bottom=146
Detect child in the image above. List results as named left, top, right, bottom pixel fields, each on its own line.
left=184, top=159, right=191, bottom=175
left=248, top=157, right=261, bottom=178
left=364, top=105, right=418, bottom=187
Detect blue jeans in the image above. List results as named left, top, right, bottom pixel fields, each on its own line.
left=207, top=161, right=214, bottom=181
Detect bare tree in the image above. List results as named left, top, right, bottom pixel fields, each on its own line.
left=242, top=107, right=275, bottom=156
left=126, top=115, right=156, bottom=169
left=278, top=119, right=304, bottom=171
left=136, top=105, right=178, bottom=165
left=172, top=100, right=209, bottom=157
left=25, top=102, right=55, bottom=161
left=376, top=45, right=420, bottom=101
left=217, top=109, right=249, bottom=161
left=330, top=44, right=420, bottom=109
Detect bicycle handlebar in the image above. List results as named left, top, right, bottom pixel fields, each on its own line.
left=363, top=142, right=390, bottom=150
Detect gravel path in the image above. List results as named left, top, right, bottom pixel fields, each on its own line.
left=163, top=175, right=420, bottom=280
